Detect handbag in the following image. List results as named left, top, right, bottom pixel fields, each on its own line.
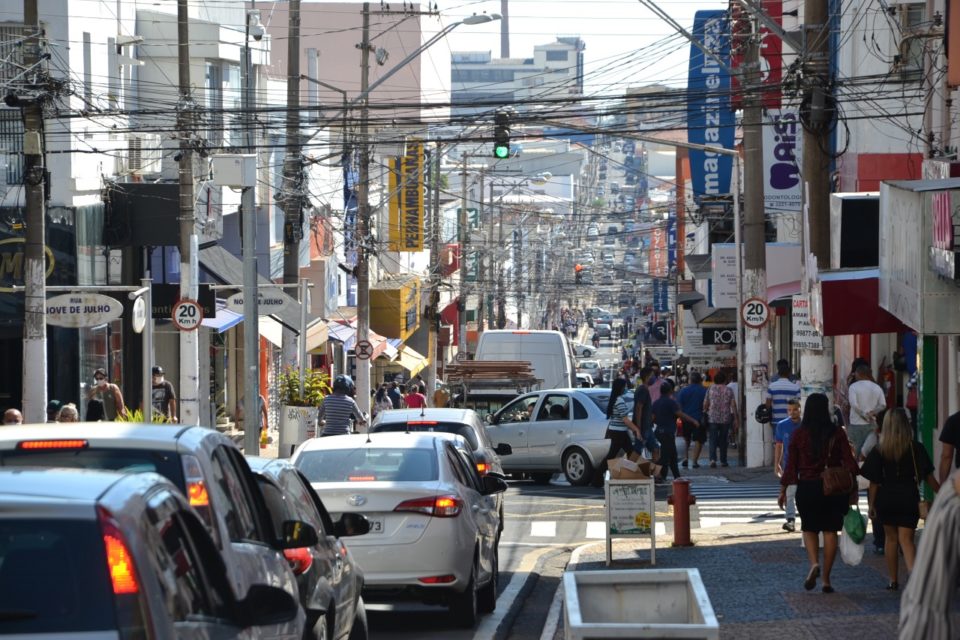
left=910, top=443, right=932, bottom=520
left=821, top=435, right=856, bottom=496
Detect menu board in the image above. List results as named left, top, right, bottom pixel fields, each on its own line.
left=608, top=481, right=654, bottom=534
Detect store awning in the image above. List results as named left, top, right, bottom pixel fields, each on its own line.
left=692, top=301, right=737, bottom=325
left=199, top=245, right=302, bottom=331
left=685, top=254, right=713, bottom=279
left=306, top=320, right=329, bottom=353
left=396, top=346, right=429, bottom=376
left=819, top=269, right=911, bottom=336
left=258, top=317, right=283, bottom=347
left=677, top=291, right=705, bottom=309
left=201, top=301, right=243, bottom=333
left=325, top=320, right=389, bottom=359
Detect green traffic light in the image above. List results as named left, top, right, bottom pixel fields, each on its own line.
left=493, top=145, right=509, bottom=159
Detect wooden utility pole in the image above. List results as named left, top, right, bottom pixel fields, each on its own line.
left=21, top=0, right=47, bottom=423
left=355, top=2, right=372, bottom=413
left=424, top=143, right=441, bottom=396
left=281, top=0, right=303, bottom=371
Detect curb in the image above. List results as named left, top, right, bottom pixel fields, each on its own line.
left=537, top=541, right=604, bottom=640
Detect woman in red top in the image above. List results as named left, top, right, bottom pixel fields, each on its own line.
left=779, top=393, right=859, bottom=593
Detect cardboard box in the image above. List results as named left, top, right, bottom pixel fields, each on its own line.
left=609, top=456, right=651, bottom=480
left=625, top=453, right=661, bottom=477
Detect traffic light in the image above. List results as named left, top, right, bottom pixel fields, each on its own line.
left=493, top=111, right=510, bottom=159
left=575, top=263, right=583, bottom=284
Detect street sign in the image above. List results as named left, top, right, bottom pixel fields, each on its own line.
left=172, top=299, right=204, bottom=332
left=226, top=291, right=291, bottom=315
left=132, top=297, right=147, bottom=334
left=355, top=340, right=373, bottom=360
left=741, top=297, right=770, bottom=329
left=46, top=293, right=124, bottom=328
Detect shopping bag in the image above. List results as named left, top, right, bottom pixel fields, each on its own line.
left=843, top=506, right=867, bottom=544
left=839, top=528, right=865, bottom=566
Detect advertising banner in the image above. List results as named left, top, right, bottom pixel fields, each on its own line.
left=763, top=110, right=802, bottom=212
left=653, top=278, right=670, bottom=313
left=687, top=10, right=735, bottom=202
left=393, top=142, right=424, bottom=252
left=792, top=294, right=823, bottom=350
left=650, top=226, right=668, bottom=277
left=730, top=0, right=783, bottom=109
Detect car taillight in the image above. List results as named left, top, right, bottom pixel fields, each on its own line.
left=17, top=439, right=88, bottom=450
left=283, top=547, right=313, bottom=575
left=406, top=420, right=438, bottom=425
left=418, top=575, right=456, bottom=584
left=476, top=462, right=491, bottom=475
left=97, top=507, right=152, bottom=639
left=181, top=454, right=217, bottom=541
left=394, top=495, right=462, bottom=518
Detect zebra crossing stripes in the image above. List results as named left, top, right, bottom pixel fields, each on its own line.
left=690, top=482, right=869, bottom=528
left=525, top=520, right=667, bottom=539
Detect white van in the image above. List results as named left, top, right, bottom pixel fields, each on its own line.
left=474, top=330, right=577, bottom=390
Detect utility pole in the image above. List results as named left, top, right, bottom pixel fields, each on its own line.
left=476, top=170, right=486, bottom=335
left=459, top=154, right=470, bottom=356
left=21, top=0, right=47, bottom=423
left=424, top=142, right=441, bottom=396
left=799, top=0, right=834, bottom=403
left=242, top=11, right=261, bottom=454
left=355, top=2, right=372, bottom=414
left=281, top=0, right=303, bottom=372
left=742, top=25, right=770, bottom=467
left=487, top=180, right=496, bottom=330
left=177, top=0, right=199, bottom=424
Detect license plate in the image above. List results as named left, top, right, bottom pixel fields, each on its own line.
left=366, top=518, right=384, bottom=535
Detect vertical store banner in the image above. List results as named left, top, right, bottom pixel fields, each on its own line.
left=388, top=143, right=425, bottom=252
left=649, top=226, right=668, bottom=277
left=729, top=0, right=783, bottom=109
left=763, top=110, right=802, bottom=211
left=687, top=10, right=735, bottom=202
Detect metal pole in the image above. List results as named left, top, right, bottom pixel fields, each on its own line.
left=477, top=169, right=486, bottom=335
left=242, top=12, right=261, bottom=454
left=21, top=0, right=47, bottom=423
left=177, top=0, right=198, bottom=425
left=299, top=277, right=308, bottom=397
left=424, top=143, right=441, bottom=395
left=281, top=0, right=302, bottom=372
left=142, top=276, right=153, bottom=422
left=487, top=180, right=496, bottom=329
left=459, top=154, right=469, bottom=356
left=355, top=2, right=372, bottom=414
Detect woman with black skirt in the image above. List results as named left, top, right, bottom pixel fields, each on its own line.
left=779, top=393, right=859, bottom=593
left=595, top=378, right=641, bottom=483
left=860, top=408, right=940, bottom=591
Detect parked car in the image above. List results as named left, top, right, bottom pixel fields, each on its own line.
left=0, top=423, right=311, bottom=639
left=571, top=341, right=595, bottom=358
left=293, top=433, right=508, bottom=628
left=577, top=359, right=604, bottom=384
left=576, top=373, right=595, bottom=388
left=600, top=273, right=615, bottom=286
left=485, top=389, right=612, bottom=485
left=594, top=322, right=612, bottom=338
left=586, top=224, right=600, bottom=237
left=0, top=467, right=301, bottom=638
left=249, top=457, right=370, bottom=640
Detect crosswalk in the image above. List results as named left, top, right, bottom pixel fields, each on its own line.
left=503, top=519, right=667, bottom=544
left=690, top=482, right=869, bottom=529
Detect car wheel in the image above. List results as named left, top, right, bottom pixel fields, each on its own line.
left=478, top=543, right=499, bottom=613
left=563, top=448, right=594, bottom=486
left=530, top=472, right=553, bottom=484
left=582, top=349, right=592, bottom=357
left=309, top=610, right=331, bottom=640
left=450, top=557, right=479, bottom=628
left=348, top=597, right=368, bottom=640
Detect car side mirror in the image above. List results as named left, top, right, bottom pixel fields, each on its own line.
left=334, top=512, right=371, bottom=538
left=485, top=413, right=495, bottom=425
left=481, top=474, right=508, bottom=495
left=237, top=584, right=299, bottom=626
left=277, top=520, right=319, bottom=549
left=494, top=442, right=512, bottom=456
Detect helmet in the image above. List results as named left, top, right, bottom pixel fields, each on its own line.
left=333, top=374, right=354, bottom=393
left=754, top=404, right=772, bottom=424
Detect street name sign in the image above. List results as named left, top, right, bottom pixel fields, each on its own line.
left=226, top=291, right=290, bottom=315
left=46, top=293, right=123, bottom=328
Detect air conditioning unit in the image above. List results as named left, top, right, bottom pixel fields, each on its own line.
left=121, top=133, right=162, bottom=176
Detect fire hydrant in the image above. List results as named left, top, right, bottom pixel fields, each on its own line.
left=667, top=477, right=696, bottom=547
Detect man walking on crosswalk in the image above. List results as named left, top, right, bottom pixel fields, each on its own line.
left=774, top=397, right=802, bottom=532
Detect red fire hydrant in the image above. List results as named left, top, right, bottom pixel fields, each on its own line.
left=667, top=478, right=696, bottom=547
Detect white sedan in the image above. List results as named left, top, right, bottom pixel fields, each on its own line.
left=571, top=341, right=596, bottom=358
left=292, top=432, right=507, bottom=628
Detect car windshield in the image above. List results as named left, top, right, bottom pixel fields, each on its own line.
left=0, top=519, right=115, bottom=634
left=296, top=447, right=438, bottom=483
left=0, top=448, right=185, bottom=488
left=370, top=421, right=480, bottom=451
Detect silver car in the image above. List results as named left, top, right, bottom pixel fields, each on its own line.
left=485, top=388, right=612, bottom=486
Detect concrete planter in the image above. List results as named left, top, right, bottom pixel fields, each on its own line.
left=563, top=569, right=719, bottom=640
left=278, top=405, right=318, bottom=458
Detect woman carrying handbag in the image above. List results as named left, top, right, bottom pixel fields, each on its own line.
left=860, top=408, right=940, bottom=591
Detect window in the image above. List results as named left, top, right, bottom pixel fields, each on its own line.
left=296, top=447, right=439, bottom=483
left=573, top=398, right=589, bottom=420
left=536, top=394, right=570, bottom=421
left=498, top=394, right=540, bottom=423
left=546, top=50, right=569, bottom=61
left=896, top=3, right=925, bottom=78
left=371, top=420, right=480, bottom=451
left=209, top=447, right=259, bottom=542
left=0, top=109, right=24, bottom=185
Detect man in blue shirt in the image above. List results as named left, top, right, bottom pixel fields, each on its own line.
left=651, top=382, right=700, bottom=482
left=677, top=371, right=708, bottom=468
left=774, top=397, right=802, bottom=532
left=766, top=360, right=801, bottom=425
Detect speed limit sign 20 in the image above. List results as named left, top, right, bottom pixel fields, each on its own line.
left=741, top=297, right=770, bottom=329
left=172, top=299, right=204, bottom=332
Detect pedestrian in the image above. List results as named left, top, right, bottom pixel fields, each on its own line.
left=57, top=403, right=80, bottom=423
left=631, top=366, right=660, bottom=462
left=703, top=371, right=737, bottom=468
left=46, top=400, right=61, bottom=423
left=676, top=371, right=707, bottom=468
left=2, top=408, right=22, bottom=425
left=936, top=407, right=960, bottom=484
left=592, top=333, right=600, bottom=349
left=862, top=408, right=887, bottom=554
left=86, top=398, right=105, bottom=422
left=774, top=397, right=803, bottom=532
left=596, top=377, right=642, bottom=483
left=403, top=384, right=427, bottom=409
left=240, top=393, right=268, bottom=440
left=373, top=384, right=393, bottom=417
left=318, top=375, right=366, bottom=436
left=86, top=368, right=128, bottom=420
left=150, top=366, right=178, bottom=422
left=848, top=363, right=887, bottom=451
left=860, top=408, right=940, bottom=591
left=388, top=381, right=403, bottom=409
left=647, top=361, right=664, bottom=403
left=779, top=393, right=859, bottom=594
left=652, top=381, right=698, bottom=482
left=766, top=360, right=801, bottom=426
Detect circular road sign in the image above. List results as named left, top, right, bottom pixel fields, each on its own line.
left=355, top=339, right=374, bottom=360
left=741, top=297, right=770, bottom=329
left=172, top=299, right=204, bottom=332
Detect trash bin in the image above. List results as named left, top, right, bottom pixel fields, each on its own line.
left=278, top=405, right=318, bottom=458
left=563, top=568, right=719, bottom=639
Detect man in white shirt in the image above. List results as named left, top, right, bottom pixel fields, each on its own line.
left=847, top=364, right=887, bottom=450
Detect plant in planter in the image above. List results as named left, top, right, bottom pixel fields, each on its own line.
left=276, top=368, right=331, bottom=457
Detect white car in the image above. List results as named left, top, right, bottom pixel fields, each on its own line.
left=577, top=359, right=604, bottom=383
left=292, top=433, right=508, bottom=628
left=571, top=341, right=596, bottom=358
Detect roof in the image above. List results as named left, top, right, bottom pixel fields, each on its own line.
left=0, top=467, right=131, bottom=502
left=0, top=422, right=198, bottom=450
left=295, top=432, right=463, bottom=453
left=373, top=408, right=479, bottom=424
